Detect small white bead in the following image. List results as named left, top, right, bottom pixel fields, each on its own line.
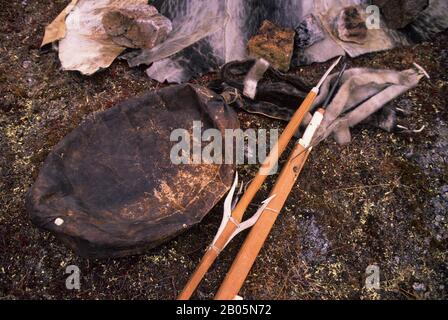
left=54, top=218, right=64, bottom=226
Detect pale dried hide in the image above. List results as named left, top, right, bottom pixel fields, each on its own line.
left=27, top=85, right=239, bottom=258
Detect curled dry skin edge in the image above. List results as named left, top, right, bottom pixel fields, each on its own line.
left=41, top=0, right=79, bottom=47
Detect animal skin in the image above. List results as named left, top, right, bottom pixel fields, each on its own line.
left=214, top=61, right=425, bottom=145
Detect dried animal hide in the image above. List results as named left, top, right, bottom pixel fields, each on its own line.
left=309, top=67, right=426, bottom=145
left=304, top=0, right=404, bottom=64
left=27, top=84, right=239, bottom=258
left=212, top=60, right=426, bottom=145
left=400, top=0, right=448, bottom=43
left=127, top=0, right=309, bottom=83
left=127, top=0, right=447, bottom=83
left=42, top=0, right=172, bottom=75
left=41, top=0, right=79, bottom=47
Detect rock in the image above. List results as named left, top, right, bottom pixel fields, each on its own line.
left=247, top=20, right=295, bottom=72
left=369, top=105, right=397, bottom=133
left=396, top=98, right=415, bottom=115
left=335, top=6, right=368, bottom=45
left=373, top=0, right=429, bottom=29
left=295, top=14, right=325, bottom=49
left=102, top=7, right=172, bottom=49
left=431, top=185, right=448, bottom=217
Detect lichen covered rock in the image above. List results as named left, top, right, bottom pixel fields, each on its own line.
left=247, top=20, right=295, bottom=72
left=102, top=7, right=172, bottom=49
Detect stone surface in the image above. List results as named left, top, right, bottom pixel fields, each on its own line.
left=247, top=20, right=295, bottom=72
left=335, top=6, right=368, bottom=44
left=295, top=14, right=325, bottom=49
left=373, top=0, right=429, bottom=29
left=102, top=7, right=172, bottom=49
